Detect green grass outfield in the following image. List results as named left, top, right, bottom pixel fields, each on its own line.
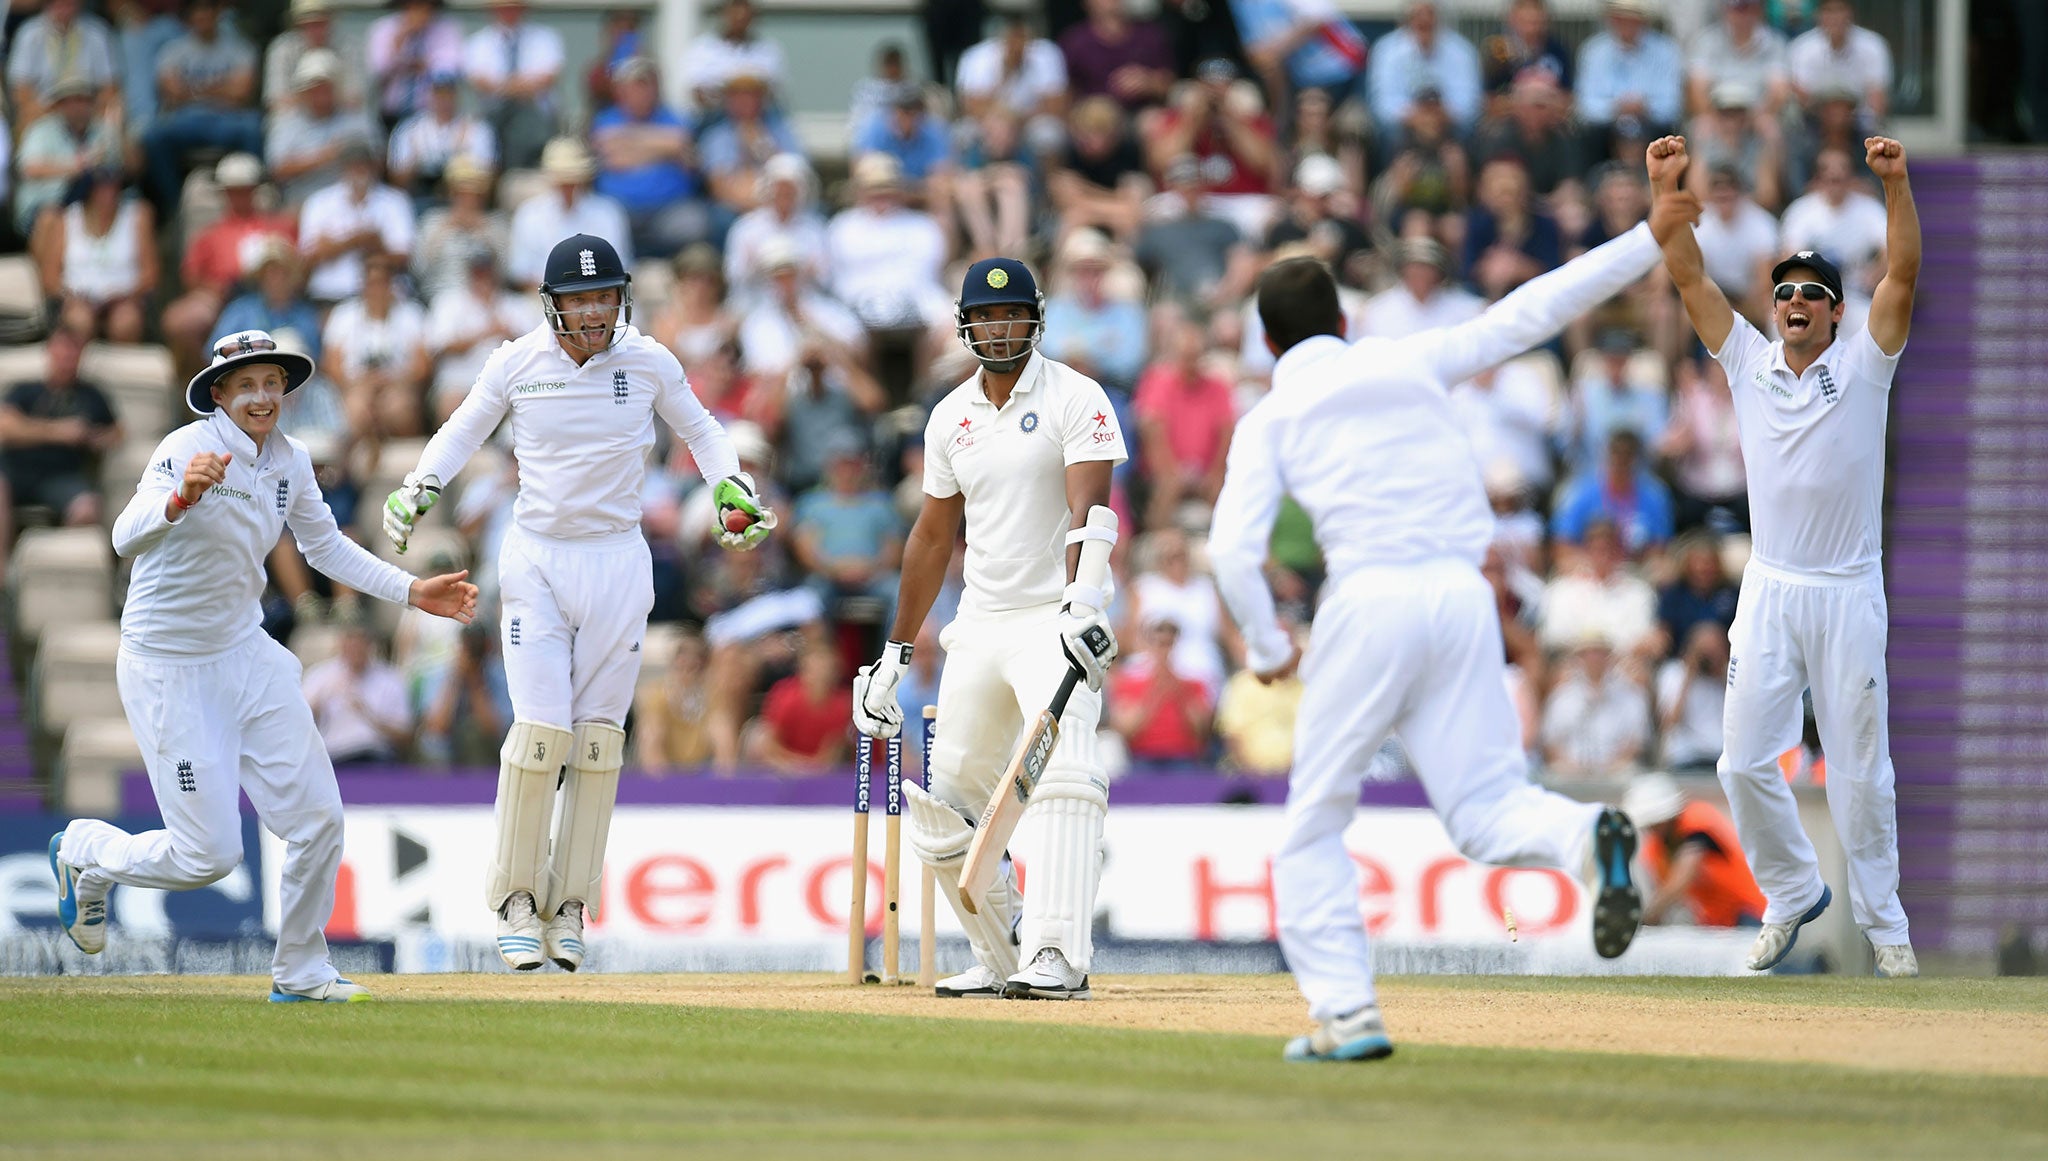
left=3, top=977, right=2045, bottom=1161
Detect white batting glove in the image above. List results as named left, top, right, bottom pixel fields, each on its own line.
left=381, top=471, right=441, bottom=553
left=1058, top=606, right=1118, bottom=692
left=852, top=641, right=911, bottom=739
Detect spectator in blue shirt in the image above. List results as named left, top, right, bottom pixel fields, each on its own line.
left=791, top=434, right=904, bottom=629
left=1655, top=533, right=1738, bottom=660
left=1367, top=1, right=1483, bottom=139
left=697, top=69, right=802, bottom=219
left=1574, top=0, right=1683, bottom=155
left=851, top=82, right=956, bottom=194
left=214, top=239, right=325, bottom=365
left=592, top=57, right=708, bottom=257
left=1230, top=0, right=1368, bottom=104
left=1041, top=229, right=1149, bottom=393
left=1552, top=427, right=1675, bottom=559
left=1462, top=156, right=1561, bottom=300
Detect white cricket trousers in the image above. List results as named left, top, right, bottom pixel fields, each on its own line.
left=1277, top=562, right=1599, bottom=1022
left=930, top=603, right=1108, bottom=968
left=60, top=632, right=345, bottom=993
left=1717, top=561, right=1908, bottom=944
left=498, top=526, right=655, bottom=727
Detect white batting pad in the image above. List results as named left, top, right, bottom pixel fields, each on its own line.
left=1017, top=782, right=1107, bottom=972
left=905, top=780, right=1020, bottom=976
left=487, top=720, right=573, bottom=911
left=542, top=720, right=626, bottom=919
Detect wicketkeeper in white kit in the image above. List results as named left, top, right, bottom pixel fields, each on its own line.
left=1207, top=212, right=1695, bottom=1059
left=1648, top=134, right=1921, bottom=978
left=854, top=257, right=1127, bottom=1000
left=382, top=233, right=774, bottom=971
left=49, top=330, right=479, bottom=1002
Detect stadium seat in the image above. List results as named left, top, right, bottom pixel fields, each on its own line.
left=56, top=715, right=142, bottom=819
left=0, top=254, right=46, bottom=343
left=30, top=620, right=124, bottom=737
left=0, top=340, right=44, bottom=388
left=497, top=168, right=549, bottom=213
left=8, top=528, right=114, bottom=644
left=290, top=622, right=346, bottom=671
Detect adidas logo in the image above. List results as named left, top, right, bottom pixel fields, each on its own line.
left=629, top=641, right=640, bottom=652
left=154, top=457, right=176, bottom=478
left=1864, top=677, right=1877, bottom=691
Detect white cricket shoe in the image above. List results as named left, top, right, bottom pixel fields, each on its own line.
left=933, top=963, right=1006, bottom=998
left=1284, top=1004, right=1395, bottom=1063
left=497, top=890, right=544, bottom=971
left=270, top=977, right=373, bottom=1003
left=1746, top=884, right=1833, bottom=972
left=1874, top=943, right=1919, bottom=978
left=544, top=901, right=586, bottom=972
left=49, top=832, right=107, bottom=954
left=1003, top=947, right=1090, bottom=1000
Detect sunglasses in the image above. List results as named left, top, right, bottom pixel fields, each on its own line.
left=1773, top=282, right=1837, bottom=304
left=212, top=332, right=278, bottom=360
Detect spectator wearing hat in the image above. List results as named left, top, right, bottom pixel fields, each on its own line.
left=1133, top=305, right=1235, bottom=527
left=825, top=154, right=952, bottom=342
left=465, top=0, right=563, bottom=169
left=698, top=70, right=805, bottom=218
left=264, top=0, right=367, bottom=114
left=1777, top=145, right=1888, bottom=301
left=6, top=0, right=120, bottom=135
left=267, top=48, right=385, bottom=208
left=298, top=140, right=415, bottom=304
left=1108, top=613, right=1215, bottom=767
left=792, top=432, right=904, bottom=627
left=11, top=74, right=120, bottom=236
left=1264, top=154, right=1371, bottom=282
left=1624, top=773, right=1767, bottom=926
left=323, top=250, right=429, bottom=450
left=1148, top=59, right=1279, bottom=240
left=1480, top=0, right=1573, bottom=105
left=1134, top=155, right=1254, bottom=310
left=593, top=56, right=706, bottom=259
left=1359, top=236, right=1482, bottom=338
left=761, top=320, right=887, bottom=498
left=1228, top=0, right=1368, bottom=111
left=425, top=247, right=535, bottom=423
left=388, top=70, right=496, bottom=204
left=0, top=325, right=122, bottom=579
left=1685, top=0, right=1789, bottom=123
left=413, top=155, right=507, bottom=303
left=1687, top=79, right=1783, bottom=211
left=850, top=81, right=956, bottom=211
left=1537, top=517, right=1659, bottom=659
left=1060, top=0, right=1175, bottom=112
left=1375, top=83, right=1469, bottom=239
left=303, top=620, right=414, bottom=765
left=505, top=138, right=632, bottom=289
left=1787, top=0, right=1891, bottom=129
left=366, top=0, right=464, bottom=132
left=1127, top=527, right=1235, bottom=693
left=164, top=154, right=298, bottom=375
left=738, top=235, right=866, bottom=390
left=1553, top=428, right=1674, bottom=560
left=140, top=0, right=264, bottom=214
left=653, top=245, right=739, bottom=369
left=1575, top=0, right=1683, bottom=155
left=1042, top=230, right=1149, bottom=394
left=1369, top=2, right=1483, bottom=140
left=1566, top=327, right=1667, bottom=474
left=682, top=0, right=787, bottom=113
left=31, top=167, right=155, bottom=344
left=215, top=240, right=325, bottom=367
left=1684, top=166, right=1775, bottom=322
left=955, top=12, right=1070, bottom=155
left=723, top=153, right=827, bottom=309
left=1471, top=72, right=1581, bottom=199
left=847, top=41, right=912, bottom=144
left=1538, top=631, right=1650, bottom=780
left=1048, top=96, right=1150, bottom=242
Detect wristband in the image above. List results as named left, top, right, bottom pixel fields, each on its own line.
left=170, top=492, right=195, bottom=512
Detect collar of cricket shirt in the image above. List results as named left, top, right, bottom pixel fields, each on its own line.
left=207, top=409, right=268, bottom=468
left=973, top=350, right=1045, bottom=410
left=1270, top=333, right=1348, bottom=387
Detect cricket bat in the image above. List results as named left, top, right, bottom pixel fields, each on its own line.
left=957, top=505, right=1116, bottom=914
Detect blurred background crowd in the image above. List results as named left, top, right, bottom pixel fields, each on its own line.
left=0, top=0, right=1924, bottom=787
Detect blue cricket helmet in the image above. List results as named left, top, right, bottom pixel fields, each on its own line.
left=956, top=257, right=1044, bottom=373
left=540, top=233, right=634, bottom=350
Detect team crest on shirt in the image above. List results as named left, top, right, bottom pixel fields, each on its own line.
left=1019, top=410, right=1039, bottom=433
left=176, top=760, right=195, bottom=793
left=613, top=369, right=629, bottom=404
left=1816, top=366, right=1838, bottom=403
left=275, top=480, right=289, bottom=512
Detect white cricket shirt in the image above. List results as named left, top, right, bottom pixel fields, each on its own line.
left=923, top=352, right=1128, bottom=615
left=113, top=412, right=415, bottom=657
left=412, top=324, right=740, bottom=541
left=1209, top=223, right=1661, bottom=671
left=1710, top=314, right=1900, bottom=579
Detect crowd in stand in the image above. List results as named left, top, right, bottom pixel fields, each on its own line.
left=0, top=0, right=1898, bottom=786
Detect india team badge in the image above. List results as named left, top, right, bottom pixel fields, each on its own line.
left=1020, top=410, right=1039, bottom=433
left=987, top=268, right=1009, bottom=289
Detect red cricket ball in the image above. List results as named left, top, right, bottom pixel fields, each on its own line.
left=723, top=509, right=755, bottom=534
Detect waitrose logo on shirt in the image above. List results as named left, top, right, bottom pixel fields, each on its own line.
left=512, top=380, right=568, bottom=395
left=213, top=486, right=254, bottom=501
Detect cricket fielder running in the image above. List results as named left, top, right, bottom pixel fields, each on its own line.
left=1647, top=134, right=1920, bottom=978
left=853, top=257, right=1127, bottom=1000
left=382, top=233, right=772, bottom=971
left=50, top=330, right=478, bottom=1002
left=1208, top=216, right=1688, bottom=1060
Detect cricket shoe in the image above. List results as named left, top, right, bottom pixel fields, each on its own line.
left=270, top=977, right=373, bottom=1003
left=933, top=964, right=1007, bottom=998
left=1590, top=808, right=1643, bottom=959
left=544, top=901, right=585, bottom=972
left=497, top=890, right=545, bottom=970
left=1283, top=1004, right=1395, bottom=1063
left=48, top=832, right=106, bottom=954
left=1003, top=947, right=1090, bottom=1000
left=1874, top=943, right=1919, bottom=979
left=1746, top=883, right=1832, bottom=972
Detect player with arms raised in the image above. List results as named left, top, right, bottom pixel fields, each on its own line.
left=49, top=330, right=477, bottom=1002
left=1208, top=210, right=1691, bottom=1060
left=381, top=234, right=773, bottom=972
left=1646, top=134, right=1921, bottom=978
left=852, top=258, right=1127, bottom=1000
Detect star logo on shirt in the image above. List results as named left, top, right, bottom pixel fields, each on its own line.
left=958, top=417, right=973, bottom=429
left=1092, top=411, right=1110, bottom=427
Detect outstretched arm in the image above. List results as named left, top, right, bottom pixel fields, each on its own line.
left=1864, top=136, right=1919, bottom=357
left=1644, top=136, right=1732, bottom=353
left=1207, top=415, right=1296, bottom=680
